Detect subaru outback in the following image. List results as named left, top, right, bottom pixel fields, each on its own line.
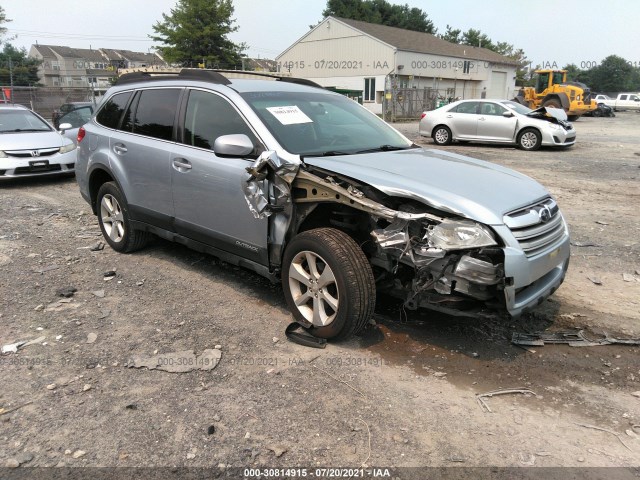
left=75, top=69, right=570, bottom=340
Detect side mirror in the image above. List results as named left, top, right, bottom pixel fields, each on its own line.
left=502, top=111, right=514, bottom=118
left=213, top=134, right=254, bottom=157
left=58, top=122, right=72, bottom=132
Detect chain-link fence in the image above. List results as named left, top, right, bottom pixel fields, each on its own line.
left=1, top=86, right=100, bottom=121
left=382, top=87, right=458, bottom=122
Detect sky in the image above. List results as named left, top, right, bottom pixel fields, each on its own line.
left=3, top=0, right=640, bottom=69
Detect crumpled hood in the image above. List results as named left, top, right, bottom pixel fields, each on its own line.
left=304, top=148, right=550, bottom=225
left=527, top=106, right=568, bottom=122
left=1, top=131, right=67, bottom=150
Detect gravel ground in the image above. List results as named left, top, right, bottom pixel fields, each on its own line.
left=1, top=112, right=639, bottom=476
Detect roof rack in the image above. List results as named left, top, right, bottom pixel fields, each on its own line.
left=115, top=68, right=322, bottom=89
left=116, top=69, right=230, bottom=85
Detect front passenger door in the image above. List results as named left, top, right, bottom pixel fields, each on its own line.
left=171, top=89, right=269, bottom=265
left=476, top=102, right=517, bottom=141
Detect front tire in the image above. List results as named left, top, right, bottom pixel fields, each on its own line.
left=96, top=182, right=150, bottom=253
left=517, top=128, right=542, bottom=151
left=432, top=125, right=452, bottom=145
left=282, top=228, right=375, bottom=340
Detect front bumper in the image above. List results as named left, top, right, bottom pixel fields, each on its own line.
left=0, top=150, right=76, bottom=179
left=541, top=128, right=576, bottom=147
left=493, top=224, right=571, bottom=316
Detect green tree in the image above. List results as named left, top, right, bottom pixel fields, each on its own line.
left=151, top=0, right=245, bottom=68
left=0, top=44, right=41, bottom=86
left=460, top=28, right=494, bottom=50
left=587, top=55, right=640, bottom=92
left=323, top=0, right=436, bottom=34
left=439, top=25, right=461, bottom=44
left=0, top=6, right=9, bottom=39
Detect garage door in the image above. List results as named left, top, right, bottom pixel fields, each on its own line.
left=488, top=71, right=507, bottom=99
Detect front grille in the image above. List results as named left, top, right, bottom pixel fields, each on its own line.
left=14, top=164, right=62, bottom=175
left=6, top=148, right=59, bottom=158
left=504, top=198, right=566, bottom=257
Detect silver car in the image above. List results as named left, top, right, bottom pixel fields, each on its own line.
left=0, top=104, right=77, bottom=179
left=75, top=70, right=570, bottom=341
left=419, top=99, right=576, bottom=150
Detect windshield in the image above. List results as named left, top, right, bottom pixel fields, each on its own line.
left=240, top=91, right=413, bottom=156
left=0, top=110, right=53, bottom=133
left=501, top=100, right=532, bottom=115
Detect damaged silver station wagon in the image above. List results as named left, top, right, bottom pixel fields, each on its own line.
left=76, top=70, right=570, bottom=340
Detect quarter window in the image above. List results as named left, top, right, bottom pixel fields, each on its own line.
left=183, top=90, right=257, bottom=151
left=95, top=92, right=132, bottom=129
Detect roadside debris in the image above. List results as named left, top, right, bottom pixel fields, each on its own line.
left=45, top=298, right=79, bottom=312
left=476, top=388, right=537, bottom=413
left=512, top=330, right=640, bottom=347
left=0, top=401, right=33, bottom=416
left=103, top=270, right=116, bottom=281
left=1, top=336, right=46, bottom=354
left=86, top=333, right=97, bottom=344
left=128, top=349, right=221, bottom=373
left=587, top=276, right=603, bottom=285
left=622, top=273, right=635, bottom=282
left=571, top=241, right=602, bottom=248
left=311, top=362, right=365, bottom=398
left=268, top=445, right=288, bottom=458
left=90, top=242, right=105, bottom=252
left=32, top=265, right=60, bottom=274
left=56, top=286, right=77, bottom=298
left=91, top=290, right=105, bottom=298
left=574, top=422, right=632, bottom=452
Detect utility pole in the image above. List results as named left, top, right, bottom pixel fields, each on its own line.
left=9, top=57, right=14, bottom=103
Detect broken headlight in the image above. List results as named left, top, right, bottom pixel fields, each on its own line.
left=428, top=219, right=497, bottom=250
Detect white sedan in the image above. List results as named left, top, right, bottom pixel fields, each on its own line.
left=419, top=99, right=576, bottom=151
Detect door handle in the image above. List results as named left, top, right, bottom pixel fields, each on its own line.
left=172, top=158, right=192, bottom=171
left=113, top=144, right=127, bottom=154
left=446, top=115, right=453, bottom=118
left=479, top=117, right=486, bottom=121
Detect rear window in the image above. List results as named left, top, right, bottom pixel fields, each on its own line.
left=96, top=92, right=132, bottom=129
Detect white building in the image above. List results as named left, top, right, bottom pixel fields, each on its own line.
left=277, top=17, right=519, bottom=114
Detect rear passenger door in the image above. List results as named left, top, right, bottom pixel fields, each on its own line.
left=108, top=88, right=181, bottom=230
left=170, top=89, right=269, bottom=266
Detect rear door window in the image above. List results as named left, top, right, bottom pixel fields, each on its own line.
left=131, top=89, right=181, bottom=141
left=452, top=102, right=480, bottom=114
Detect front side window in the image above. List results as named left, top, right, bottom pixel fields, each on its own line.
left=182, top=89, right=257, bottom=150
left=96, top=91, right=132, bottom=129
left=480, top=102, right=507, bottom=116
left=58, top=106, right=94, bottom=129
left=131, top=89, right=180, bottom=141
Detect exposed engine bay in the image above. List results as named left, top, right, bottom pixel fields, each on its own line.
left=243, top=151, right=507, bottom=317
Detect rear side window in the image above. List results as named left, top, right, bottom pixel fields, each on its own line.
left=451, top=102, right=479, bottom=114
left=96, top=92, right=132, bottom=129
left=132, top=89, right=180, bottom=141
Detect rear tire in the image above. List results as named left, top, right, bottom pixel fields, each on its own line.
left=282, top=228, right=375, bottom=340
left=517, top=128, right=542, bottom=151
left=432, top=125, right=452, bottom=145
left=567, top=115, right=579, bottom=121
left=96, top=182, right=151, bottom=253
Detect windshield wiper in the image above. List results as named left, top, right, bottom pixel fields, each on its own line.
left=1, top=128, right=48, bottom=133
left=303, top=150, right=352, bottom=158
left=355, top=144, right=416, bottom=154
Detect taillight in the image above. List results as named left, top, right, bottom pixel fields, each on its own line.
left=420, top=112, right=427, bottom=119
left=77, top=126, right=86, bottom=143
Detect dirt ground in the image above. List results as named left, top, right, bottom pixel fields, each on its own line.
left=1, top=111, right=639, bottom=476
